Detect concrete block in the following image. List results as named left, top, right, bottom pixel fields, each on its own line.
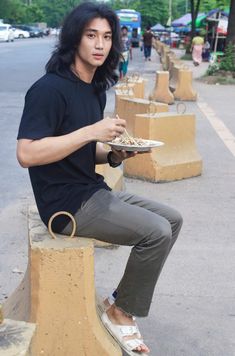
left=149, top=71, right=174, bottom=105
left=0, top=319, right=35, bottom=356
left=161, top=46, right=171, bottom=70
left=116, top=97, right=168, bottom=135
left=3, top=207, right=122, bottom=356
left=165, top=51, right=176, bottom=72
left=125, top=76, right=145, bottom=99
left=169, top=64, right=182, bottom=91
left=174, top=69, right=197, bottom=101
left=96, top=164, right=124, bottom=192
left=123, top=112, right=202, bottom=182
left=114, top=87, right=134, bottom=114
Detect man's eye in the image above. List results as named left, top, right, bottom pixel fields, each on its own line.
left=87, top=33, right=95, bottom=38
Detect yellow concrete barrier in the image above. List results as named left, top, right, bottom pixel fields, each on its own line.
left=168, top=56, right=181, bottom=71
left=149, top=71, right=174, bottom=105
left=126, top=75, right=145, bottom=99
left=169, top=63, right=182, bottom=91
left=123, top=112, right=202, bottom=182
left=114, top=86, right=135, bottom=114
left=116, top=97, right=168, bottom=135
left=116, top=77, right=145, bottom=99
left=96, top=164, right=124, bottom=192
left=161, top=46, right=171, bottom=70
left=3, top=206, right=122, bottom=356
left=173, top=69, right=197, bottom=101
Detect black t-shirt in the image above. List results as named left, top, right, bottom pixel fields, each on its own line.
left=17, top=70, right=110, bottom=232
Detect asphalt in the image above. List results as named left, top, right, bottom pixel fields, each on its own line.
left=0, top=41, right=235, bottom=356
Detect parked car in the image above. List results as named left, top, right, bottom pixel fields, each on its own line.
left=13, top=25, right=44, bottom=38
left=13, top=28, right=30, bottom=39
left=0, top=24, right=14, bottom=42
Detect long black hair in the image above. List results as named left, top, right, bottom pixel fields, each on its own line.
left=46, top=2, right=122, bottom=91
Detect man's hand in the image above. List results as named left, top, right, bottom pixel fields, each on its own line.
left=91, top=117, right=126, bottom=142
left=110, top=149, right=137, bottom=164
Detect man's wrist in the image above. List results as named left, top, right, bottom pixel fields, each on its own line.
left=107, top=151, right=121, bottom=168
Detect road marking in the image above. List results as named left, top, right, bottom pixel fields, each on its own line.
left=197, top=100, right=235, bottom=157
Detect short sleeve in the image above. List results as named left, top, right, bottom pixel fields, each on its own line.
left=99, top=91, right=106, bottom=113
left=17, top=81, right=66, bottom=140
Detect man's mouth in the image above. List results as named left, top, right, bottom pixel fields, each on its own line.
left=93, top=54, right=104, bottom=59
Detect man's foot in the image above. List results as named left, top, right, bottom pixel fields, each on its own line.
left=103, top=297, right=112, bottom=310
left=105, top=304, right=150, bottom=354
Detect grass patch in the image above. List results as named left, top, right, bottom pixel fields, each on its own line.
left=180, top=53, right=192, bottom=61
left=199, top=74, right=235, bottom=85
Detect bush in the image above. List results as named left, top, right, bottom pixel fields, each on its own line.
left=206, top=62, right=220, bottom=76
left=219, top=43, right=235, bottom=72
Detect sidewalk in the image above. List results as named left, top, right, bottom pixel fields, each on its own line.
left=99, top=46, right=235, bottom=356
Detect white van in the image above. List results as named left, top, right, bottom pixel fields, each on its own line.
left=0, top=24, right=14, bottom=42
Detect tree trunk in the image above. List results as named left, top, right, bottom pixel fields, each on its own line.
left=186, top=0, right=201, bottom=53
left=190, top=0, right=201, bottom=38
left=226, top=0, right=235, bottom=46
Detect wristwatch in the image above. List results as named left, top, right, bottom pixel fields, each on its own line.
left=107, top=151, right=121, bottom=168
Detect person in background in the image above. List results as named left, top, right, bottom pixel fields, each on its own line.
left=142, top=26, right=154, bottom=61
left=119, top=25, right=132, bottom=79
left=191, top=34, right=204, bottom=66
left=202, top=39, right=211, bottom=62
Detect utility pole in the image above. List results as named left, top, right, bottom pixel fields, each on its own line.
left=169, top=0, right=172, bottom=46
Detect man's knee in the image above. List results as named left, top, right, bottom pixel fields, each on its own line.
left=170, top=208, right=183, bottom=232
left=175, top=210, right=183, bottom=229
left=147, top=220, right=172, bottom=248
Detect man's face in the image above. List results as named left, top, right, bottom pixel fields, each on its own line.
left=122, top=28, right=128, bottom=36
left=76, top=17, right=112, bottom=70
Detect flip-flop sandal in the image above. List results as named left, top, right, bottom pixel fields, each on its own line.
left=96, top=294, right=111, bottom=317
left=101, top=312, right=149, bottom=356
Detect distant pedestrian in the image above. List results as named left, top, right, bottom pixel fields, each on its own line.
left=202, top=39, right=211, bottom=62
left=191, top=34, right=204, bottom=66
left=119, top=26, right=132, bottom=79
left=142, top=26, right=154, bottom=61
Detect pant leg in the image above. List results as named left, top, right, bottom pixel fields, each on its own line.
left=144, top=45, right=148, bottom=59
left=113, top=191, right=183, bottom=316
left=62, top=189, right=183, bottom=317
left=123, top=60, right=129, bottom=76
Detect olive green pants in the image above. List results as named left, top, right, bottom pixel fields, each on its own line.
left=62, top=189, right=183, bottom=317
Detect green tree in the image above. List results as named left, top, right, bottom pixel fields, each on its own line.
left=0, top=0, right=26, bottom=23
left=220, top=42, right=235, bottom=71
left=25, top=3, right=44, bottom=23
left=138, top=0, right=168, bottom=27
left=34, top=0, right=81, bottom=27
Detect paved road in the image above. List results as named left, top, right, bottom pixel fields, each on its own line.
left=0, top=37, right=235, bottom=356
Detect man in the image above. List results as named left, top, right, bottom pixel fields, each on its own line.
left=119, top=25, right=132, bottom=79
left=142, top=26, right=154, bottom=61
left=17, top=2, right=182, bottom=355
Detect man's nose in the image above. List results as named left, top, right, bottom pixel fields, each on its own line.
left=95, top=37, right=104, bottom=49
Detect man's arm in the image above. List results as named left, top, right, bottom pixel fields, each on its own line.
left=17, top=117, right=126, bottom=168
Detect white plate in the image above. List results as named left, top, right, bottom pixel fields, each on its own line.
left=106, top=139, right=164, bottom=152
